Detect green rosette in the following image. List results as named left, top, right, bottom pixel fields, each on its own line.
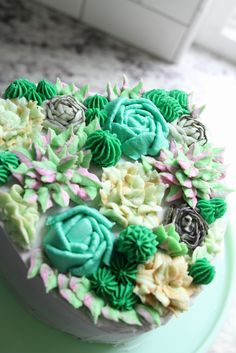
left=85, top=130, right=122, bottom=167
left=90, top=267, right=118, bottom=297
left=85, top=108, right=108, bottom=126
left=117, top=225, right=158, bottom=264
left=197, top=198, right=227, bottom=224
left=189, top=258, right=215, bottom=285
left=107, top=283, right=138, bottom=311
left=36, top=79, right=57, bottom=100
left=0, top=151, right=19, bottom=185
left=84, top=94, right=108, bottom=110
left=4, top=79, right=36, bottom=99
left=25, top=87, right=44, bottom=105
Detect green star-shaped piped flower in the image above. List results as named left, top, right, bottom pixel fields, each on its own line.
left=90, top=268, right=118, bottom=297
left=110, top=254, right=137, bottom=285
left=108, top=283, right=138, bottom=311
left=117, top=225, right=158, bottom=264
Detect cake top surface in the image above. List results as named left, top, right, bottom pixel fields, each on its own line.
left=0, top=76, right=231, bottom=331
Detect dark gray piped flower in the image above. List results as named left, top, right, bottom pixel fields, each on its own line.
left=43, top=95, right=86, bottom=131
left=177, top=115, right=207, bottom=146
left=164, top=204, right=208, bottom=250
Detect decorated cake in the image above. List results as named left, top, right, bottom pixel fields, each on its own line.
left=0, top=76, right=231, bottom=344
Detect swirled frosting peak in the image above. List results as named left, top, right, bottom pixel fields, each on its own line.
left=4, top=79, right=36, bottom=99
left=36, top=79, right=57, bottom=100
left=85, top=130, right=121, bottom=167
left=0, top=151, right=19, bottom=185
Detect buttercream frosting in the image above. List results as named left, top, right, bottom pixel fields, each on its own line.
left=189, top=257, right=215, bottom=285
left=103, top=97, right=169, bottom=160
left=43, top=95, right=86, bottom=132
left=146, top=140, right=227, bottom=207
left=197, top=198, right=227, bottom=224
left=85, top=129, right=121, bottom=167
left=154, top=224, right=188, bottom=257
left=0, top=150, right=19, bottom=184
left=117, top=225, right=158, bottom=264
left=134, top=252, right=196, bottom=313
left=100, top=160, right=166, bottom=228
left=43, top=206, right=115, bottom=276
left=36, top=79, right=57, bottom=100
left=12, top=125, right=100, bottom=212
left=0, top=184, right=39, bottom=249
left=0, top=97, right=45, bottom=150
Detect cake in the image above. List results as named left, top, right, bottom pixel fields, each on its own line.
left=0, top=76, right=231, bottom=344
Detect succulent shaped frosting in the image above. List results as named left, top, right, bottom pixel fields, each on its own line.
left=43, top=96, right=86, bottom=132
left=154, top=224, right=188, bottom=257
left=164, top=204, right=208, bottom=250
left=85, top=108, right=108, bottom=126
left=100, top=160, right=166, bottom=228
left=107, top=283, right=138, bottom=311
left=197, top=198, right=227, bottom=224
left=12, top=125, right=100, bottom=212
left=103, top=97, right=169, bottom=160
left=4, top=79, right=36, bottom=99
left=117, top=225, right=158, bottom=264
left=168, top=115, right=207, bottom=146
left=43, top=206, right=115, bottom=276
left=84, top=94, right=108, bottom=110
left=110, top=254, right=137, bottom=285
left=106, top=75, right=144, bottom=101
left=0, top=97, right=45, bottom=150
left=146, top=140, right=227, bottom=207
left=0, top=151, right=19, bottom=185
left=36, top=79, right=57, bottom=100
left=25, top=87, right=44, bottom=106
left=90, top=268, right=118, bottom=297
left=169, top=89, right=191, bottom=114
left=55, top=78, right=89, bottom=102
left=0, top=184, right=39, bottom=249
left=143, top=89, right=184, bottom=123
left=134, top=252, right=196, bottom=313
left=189, top=258, right=215, bottom=284
left=85, top=130, right=121, bottom=167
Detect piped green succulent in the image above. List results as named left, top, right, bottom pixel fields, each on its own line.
left=12, top=121, right=100, bottom=212
left=154, top=224, right=188, bottom=257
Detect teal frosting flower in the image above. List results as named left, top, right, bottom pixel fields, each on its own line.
left=103, top=98, right=169, bottom=160
left=43, top=206, right=115, bottom=276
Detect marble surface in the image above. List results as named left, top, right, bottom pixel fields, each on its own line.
left=0, top=0, right=236, bottom=352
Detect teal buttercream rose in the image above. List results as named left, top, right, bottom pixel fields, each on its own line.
left=43, top=206, right=115, bottom=276
left=103, top=98, right=169, bottom=160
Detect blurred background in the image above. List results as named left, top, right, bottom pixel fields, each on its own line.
left=0, top=0, right=236, bottom=352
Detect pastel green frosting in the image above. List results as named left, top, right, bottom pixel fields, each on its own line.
left=36, top=79, right=56, bottom=100
left=0, top=151, right=19, bottom=185
left=43, top=206, right=115, bottom=276
left=197, top=198, right=227, bottom=224
left=0, top=184, right=39, bottom=249
left=85, top=130, right=122, bottom=167
left=85, top=108, right=108, bottom=126
left=110, top=254, right=137, bottom=285
left=154, top=224, right=188, bottom=257
left=117, top=225, right=158, bottom=264
left=12, top=124, right=100, bottom=212
left=189, top=257, right=215, bottom=284
left=103, top=97, right=169, bottom=160
left=107, top=283, right=138, bottom=311
left=90, top=267, right=118, bottom=297
left=25, top=87, right=44, bottom=105
left=84, top=94, right=108, bottom=110
left=4, top=79, right=36, bottom=99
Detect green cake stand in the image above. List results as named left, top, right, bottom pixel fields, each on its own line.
left=0, top=225, right=235, bottom=353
